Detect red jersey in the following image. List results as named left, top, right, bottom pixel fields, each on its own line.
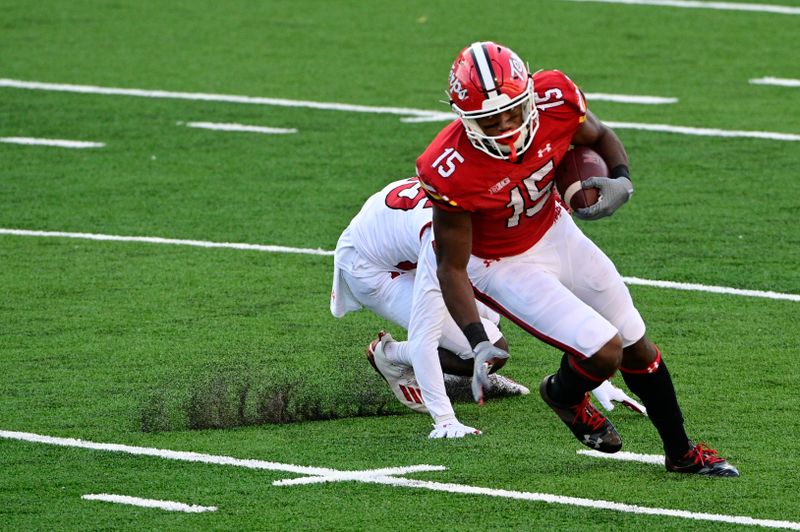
left=416, top=70, right=587, bottom=259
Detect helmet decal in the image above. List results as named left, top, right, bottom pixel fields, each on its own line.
left=449, top=69, right=468, bottom=101
left=468, top=42, right=499, bottom=99
left=509, top=55, right=526, bottom=81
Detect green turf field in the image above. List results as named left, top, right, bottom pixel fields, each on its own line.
left=2, top=0, right=799, bottom=529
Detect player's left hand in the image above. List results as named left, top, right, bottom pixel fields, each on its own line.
left=429, top=420, right=482, bottom=439
left=575, top=176, right=633, bottom=220
left=471, top=341, right=510, bottom=404
left=591, top=380, right=647, bottom=416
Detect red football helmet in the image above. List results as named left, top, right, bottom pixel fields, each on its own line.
left=448, top=42, right=538, bottom=161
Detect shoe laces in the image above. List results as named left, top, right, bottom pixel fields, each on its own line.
left=573, top=395, right=606, bottom=431
left=685, top=442, right=725, bottom=466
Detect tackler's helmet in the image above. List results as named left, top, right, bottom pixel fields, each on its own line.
left=448, top=41, right=538, bottom=162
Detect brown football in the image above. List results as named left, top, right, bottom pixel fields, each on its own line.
left=554, top=146, right=605, bottom=210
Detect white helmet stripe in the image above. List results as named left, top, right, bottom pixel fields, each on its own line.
left=469, top=42, right=499, bottom=98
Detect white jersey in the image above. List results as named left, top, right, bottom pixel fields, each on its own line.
left=344, top=177, right=433, bottom=271
left=331, top=178, right=433, bottom=319
left=331, top=177, right=501, bottom=422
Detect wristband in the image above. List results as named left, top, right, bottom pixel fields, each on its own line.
left=610, top=164, right=630, bottom=180
left=462, top=322, right=489, bottom=349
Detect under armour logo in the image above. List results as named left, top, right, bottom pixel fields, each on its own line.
left=538, top=143, right=552, bottom=158
left=483, top=259, right=500, bottom=268
left=583, top=434, right=603, bottom=449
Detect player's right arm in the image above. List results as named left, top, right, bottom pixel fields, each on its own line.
left=431, top=205, right=482, bottom=331
left=432, top=205, right=510, bottom=403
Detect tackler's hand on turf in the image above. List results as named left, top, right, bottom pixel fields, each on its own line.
left=471, top=341, right=510, bottom=405
left=591, top=380, right=647, bottom=416
left=575, top=176, right=633, bottom=220
left=429, top=419, right=482, bottom=439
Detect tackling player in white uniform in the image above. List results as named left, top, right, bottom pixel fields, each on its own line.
left=331, top=177, right=644, bottom=438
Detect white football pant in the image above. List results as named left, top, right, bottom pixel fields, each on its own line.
left=468, top=205, right=646, bottom=359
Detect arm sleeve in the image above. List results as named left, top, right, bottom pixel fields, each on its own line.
left=405, top=228, right=457, bottom=422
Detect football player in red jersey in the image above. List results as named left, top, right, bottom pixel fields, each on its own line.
left=415, top=41, right=738, bottom=476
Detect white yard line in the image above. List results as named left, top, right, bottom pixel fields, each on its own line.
left=4, top=78, right=797, bottom=140
left=402, top=91, right=678, bottom=124
left=0, top=429, right=443, bottom=477
left=561, top=0, right=800, bottom=15
left=272, top=465, right=454, bottom=486
left=0, top=79, right=675, bottom=130
left=577, top=449, right=665, bottom=465
left=401, top=113, right=459, bottom=123
left=586, top=92, right=677, bottom=104
left=1, top=227, right=797, bottom=302
left=0, top=78, right=443, bottom=119
left=405, top=115, right=800, bottom=140
left=750, top=77, right=800, bottom=88
left=0, top=137, right=104, bottom=148
left=621, top=276, right=800, bottom=301
left=356, top=475, right=800, bottom=530
left=182, top=121, right=297, bottom=134
left=3, top=430, right=798, bottom=530
left=604, top=121, right=800, bottom=141
left=82, top=493, right=217, bottom=513
left=0, top=228, right=334, bottom=256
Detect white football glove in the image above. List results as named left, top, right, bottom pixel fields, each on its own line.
left=428, top=420, right=482, bottom=439
left=591, top=380, right=647, bottom=416
left=575, top=176, right=633, bottom=220
left=470, top=341, right=510, bottom=404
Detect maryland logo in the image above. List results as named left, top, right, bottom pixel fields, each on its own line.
left=449, top=69, right=468, bottom=100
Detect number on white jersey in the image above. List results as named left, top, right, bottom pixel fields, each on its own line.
left=385, top=179, right=432, bottom=211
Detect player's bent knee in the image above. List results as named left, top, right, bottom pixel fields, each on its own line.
left=617, top=312, right=647, bottom=347
left=621, top=335, right=659, bottom=370
left=585, top=334, right=623, bottom=377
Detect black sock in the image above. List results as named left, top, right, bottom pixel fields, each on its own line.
left=548, top=353, right=598, bottom=406
left=621, top=357, right=691, bottom=459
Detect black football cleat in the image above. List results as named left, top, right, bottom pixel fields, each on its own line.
left=539, top=375, right=623, bottom=453
left=665, top=442, right=740, bottom=477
